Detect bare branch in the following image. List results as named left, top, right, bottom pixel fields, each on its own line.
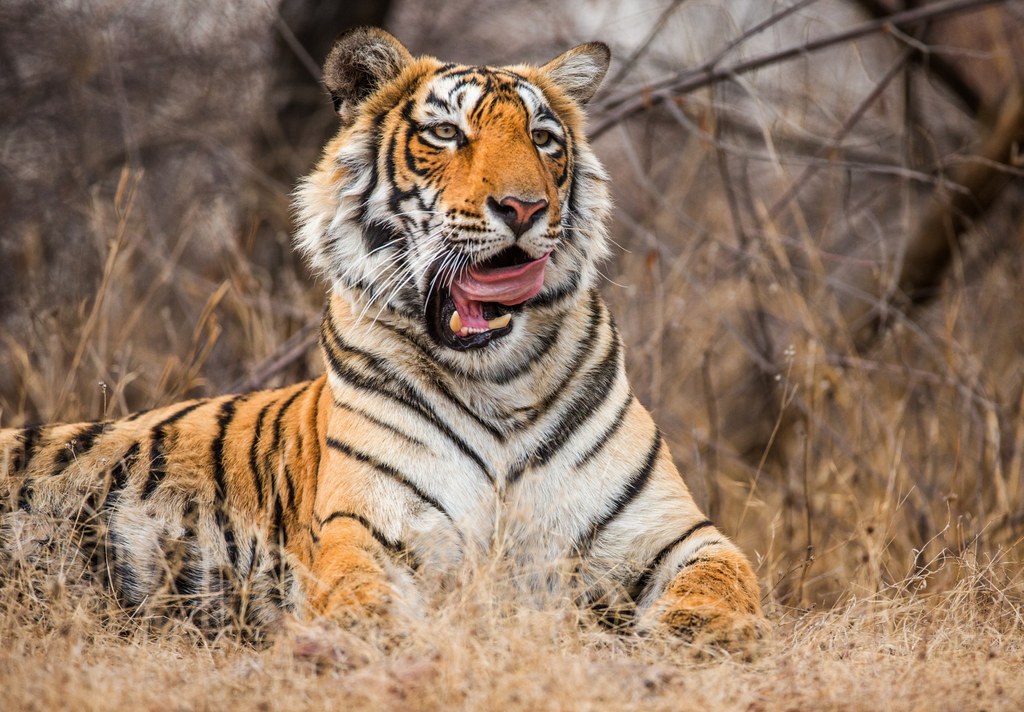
left=588, top=0, right=1009, bottom=141
left=229, top=321, right=319, bottom=393
left=849, top=0, right=983, bottom=115
left=767, top=46, right=915, bottom=221
left=602, top=0, right=691, bottom=91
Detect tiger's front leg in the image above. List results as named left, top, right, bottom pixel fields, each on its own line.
left=610, top=438, right=768, bottom=649
left=634, top=527, right=766, bottom=649
left=308, top=513, right=398, bottom=625
left=645, top=543, right=766, bottom=648
left=305, top=418, right=425, bottom=631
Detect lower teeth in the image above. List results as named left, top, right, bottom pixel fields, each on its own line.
left=449, top=310, right=512, bottom=335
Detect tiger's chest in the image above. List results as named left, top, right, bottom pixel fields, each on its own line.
left=319, top=381, right=627, bottom=587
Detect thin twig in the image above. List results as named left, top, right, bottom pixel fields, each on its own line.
left=272, top=12, right=322, bottom=83
left=603, top=0, right=690, bottom=91
left=849, top=0, right=982, bottom=115
left=767, top=46, right=915, bottom=220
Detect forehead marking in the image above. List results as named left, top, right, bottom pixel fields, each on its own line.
left=422, top=67, right=556, bottom=134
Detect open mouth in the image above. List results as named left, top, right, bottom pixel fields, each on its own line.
left=425, top=246, right=550, bottom=350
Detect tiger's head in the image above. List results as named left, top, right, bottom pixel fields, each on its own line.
left=296, top=28, right=610, bottom=368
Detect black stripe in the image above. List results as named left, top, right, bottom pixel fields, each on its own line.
left=273, top=495, right=288, bottom=548
left=321, top=511, right=401, bottom=553
left=329, top=309, right=504, bottom=440
left=386, top=101, right=419, bottom=214
left=61, top=421, right=109, bottom=463
left=171, top=501, right=204, bottom=602
left=574, top=396, right=632, bottom=469
left=325, top=436, right=456, bottom=527
left=85, top=446, right=143, bottom=585
left=106, top=442, right=140, bottom=505
left=483, top=318, right=563, bottom=385
left=356, top=112, right=386, bottom=226
left=212, top=396, right=246, bottom=568
left=88, top=441, right=141, bottom=581
left=271, top=385, right=310, bottom=452
left=320, top=317, right=492, bottom=482
left=526, top=267, right=582, bottom=311
left=333, top=400, right=427, bottom=448
left=535, top=290, right=604, bottom=417
left=268, top=383, right=311, bottom=508
left=108, top=529, right=142, bottom=607
left=143, top=400, right=208, bottom=500
left=171, top=547, right=204, bottom=599
left=17, top=421, right=109, bottom=511
left=561, top=125, right=578, bottom=197
left=12, top=424, right=42, bottom=472
left=241, top=536, right=259, bottom=578
left=248, top=402, right=273, bottom=509
left=424, top=90, right=452, bottom=111
left=573, top=433, right=663, bottom=556
left=83, top=442, right=140, bottom=576
left=402, top=100, right=431, bottom=178
left=372, top=317, right=561, bottom=389
left=508, top=331, right=621, bottom=485
left=48, top=420, right=108, bottom=469
left=377, top=316, right=564, bottom=387
left=124, top=408, right=151, bottom=423
left=363, top=220, right=404, bottom=254
left=436, top=66, right=483, bottom=81
left=629, top=520, right=716, bottom=603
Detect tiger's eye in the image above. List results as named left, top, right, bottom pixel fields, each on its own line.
left=431, top=123, right=459, bottom=140
left=531, top=129, right=551, bottom=146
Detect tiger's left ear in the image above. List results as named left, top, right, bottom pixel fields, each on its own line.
left=541, top=42, right=611, bottom=105
left=323, top=27, right=414, bottom=122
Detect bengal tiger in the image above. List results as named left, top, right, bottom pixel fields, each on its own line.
left=0, top=28, right=765, bottom=646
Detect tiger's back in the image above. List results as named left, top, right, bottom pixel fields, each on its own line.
left=0, top=378, right=327, bottom=631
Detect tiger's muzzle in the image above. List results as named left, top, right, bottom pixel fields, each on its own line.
left=424, top=245, right=550, bottom=351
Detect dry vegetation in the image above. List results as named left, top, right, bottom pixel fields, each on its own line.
left=2, top=0, right=1024, bottom=709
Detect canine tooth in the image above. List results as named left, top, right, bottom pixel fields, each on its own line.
left=450, top=311, right=462, bottom=333
left=486, top=313, right=511, bottom=330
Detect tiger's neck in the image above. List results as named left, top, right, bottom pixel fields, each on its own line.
left=319, top=288, right=619, bottom=431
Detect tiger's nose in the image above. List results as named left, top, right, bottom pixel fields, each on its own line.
left=487, top=196, right=548, bottom=237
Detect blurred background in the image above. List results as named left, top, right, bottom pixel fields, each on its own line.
left=2, top=0, right=1022, bottom=611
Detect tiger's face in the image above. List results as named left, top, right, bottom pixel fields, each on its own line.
left=296, top=29, right=610, bottom=363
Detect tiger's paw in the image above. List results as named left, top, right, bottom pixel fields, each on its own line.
left=639, top=595, right=770, bottom=657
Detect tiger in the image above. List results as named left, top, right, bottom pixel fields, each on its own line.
left=0, top=28, right=765, bottom=646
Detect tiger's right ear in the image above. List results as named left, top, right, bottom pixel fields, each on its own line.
left=323, top=27, right=413, bottom=122
left=541, top=42, right=611, bottom=105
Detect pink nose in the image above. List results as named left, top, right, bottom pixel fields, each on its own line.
left=489, top=196, right=548, bottom=237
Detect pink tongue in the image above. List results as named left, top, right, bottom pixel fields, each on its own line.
left=450, top=253, right=550, bottom=329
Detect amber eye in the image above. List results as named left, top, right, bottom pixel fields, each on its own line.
left=531, top=129, right=551, bottom=147
left=430, top=123, right=460, bottom=140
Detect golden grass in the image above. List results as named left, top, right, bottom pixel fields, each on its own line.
left=3, top=555, right=1022, bottom=711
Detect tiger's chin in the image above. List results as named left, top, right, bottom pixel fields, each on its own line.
left=423, top=245, right=549, bottom=351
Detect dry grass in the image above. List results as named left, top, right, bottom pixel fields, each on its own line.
left=3, top=1, right=1024, bottom=709
left=3, top=556, right=1022, bottom=711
